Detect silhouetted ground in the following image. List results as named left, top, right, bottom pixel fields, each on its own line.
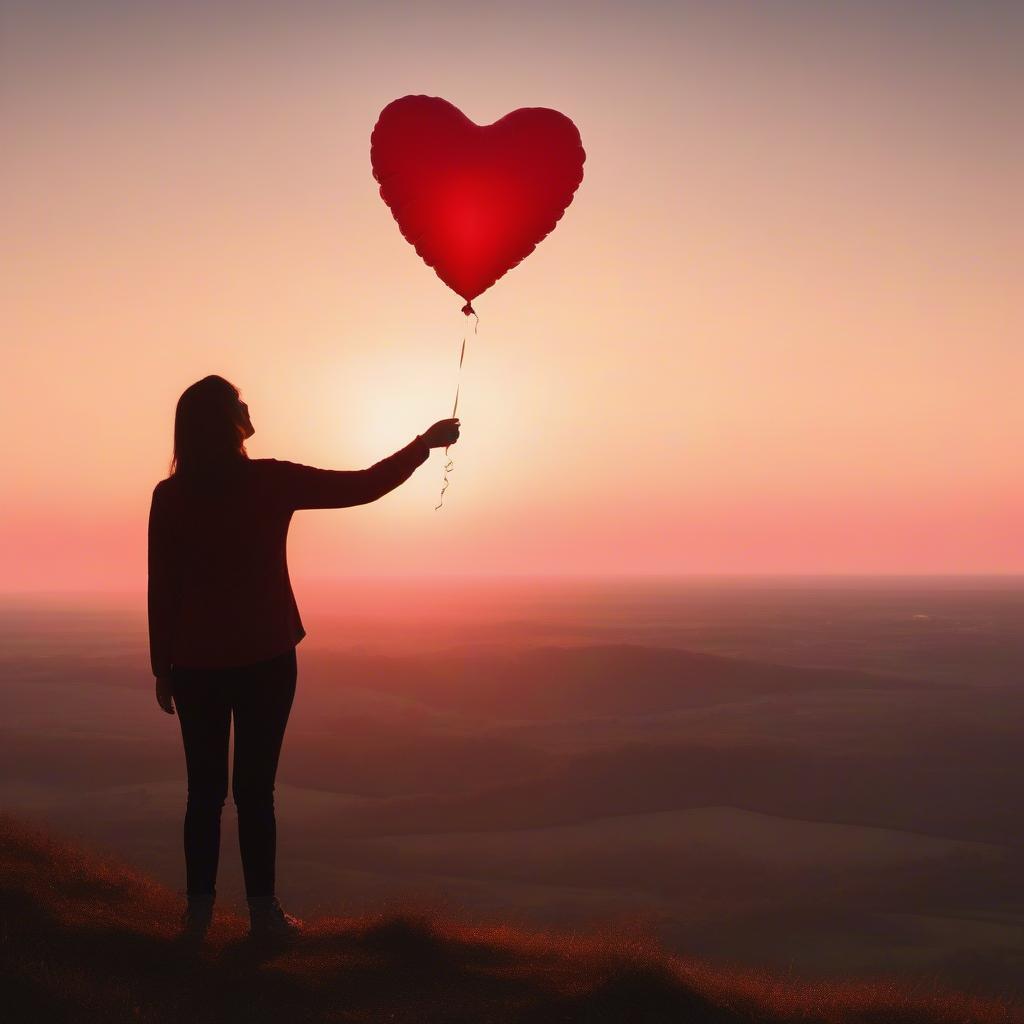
left=1, top=815, right=1017, bottom=1024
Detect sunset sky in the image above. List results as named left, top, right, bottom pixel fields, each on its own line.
left=2, top=0, right=1021, bottom=589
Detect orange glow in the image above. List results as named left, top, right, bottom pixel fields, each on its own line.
left=2, top=3, right=1022, bottom=591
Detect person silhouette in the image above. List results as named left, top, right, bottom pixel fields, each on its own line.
left=148, top=374, right=459, bottom=942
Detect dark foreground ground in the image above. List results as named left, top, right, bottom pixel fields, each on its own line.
left=2, top=816, right=1017, bottom=1024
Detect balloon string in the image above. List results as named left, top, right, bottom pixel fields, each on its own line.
left=435, top=309, right=478, bottom=510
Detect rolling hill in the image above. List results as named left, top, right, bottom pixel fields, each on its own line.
left=1, top=814, right=1016, bottom=1024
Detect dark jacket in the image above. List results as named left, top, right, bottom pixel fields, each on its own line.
left=147, top=438, right=429, bottom=675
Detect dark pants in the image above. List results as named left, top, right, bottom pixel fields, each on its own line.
left=171, top=648, right=297, bottom=898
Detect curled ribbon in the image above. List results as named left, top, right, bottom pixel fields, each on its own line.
left=435, top=307, right=478, bottom=509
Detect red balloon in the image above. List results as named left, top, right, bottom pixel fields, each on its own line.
left=371, top=95, right=585, bottom=313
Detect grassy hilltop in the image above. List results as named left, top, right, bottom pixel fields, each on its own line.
left=1, top=815, right=1017, bottom=1024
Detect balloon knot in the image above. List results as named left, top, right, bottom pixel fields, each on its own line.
left=461, top=301, right=475, bottom=316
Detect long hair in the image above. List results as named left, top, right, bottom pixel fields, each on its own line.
left=170, top=375, right=248, bottom=478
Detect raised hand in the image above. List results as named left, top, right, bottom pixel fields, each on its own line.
left=421, top=418, right=461, bottom=449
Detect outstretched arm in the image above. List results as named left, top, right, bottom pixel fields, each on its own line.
left=278, top=418, right=460, bottom=510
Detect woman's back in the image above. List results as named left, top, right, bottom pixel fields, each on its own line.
left=150, top=459, right=304, bottom=672
left=148, top=440, right=429, bottom=674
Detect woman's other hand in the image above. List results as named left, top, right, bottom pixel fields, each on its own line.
left=421, top=418, right=461, bottom=449
left=156, top=675, right=176, bottom=715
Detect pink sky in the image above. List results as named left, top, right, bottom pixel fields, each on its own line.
left=2, top=1, right=1022, bottom=590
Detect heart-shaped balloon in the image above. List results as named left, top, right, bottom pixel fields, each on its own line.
left=371, top=95, right=585, bottom=313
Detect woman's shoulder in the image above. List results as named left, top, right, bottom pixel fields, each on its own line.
left=247, top=458, right=296, bottom=476
left=242, top=459, right=311, bottom=492
left=248, top=458, right=315, bottom=477
left=152, top=460, right=303, bottom=503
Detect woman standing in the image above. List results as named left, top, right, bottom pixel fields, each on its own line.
left=148, top=375, right=459, bottom=942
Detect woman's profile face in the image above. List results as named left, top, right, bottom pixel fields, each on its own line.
left=236, top=397, right=255, bottom=439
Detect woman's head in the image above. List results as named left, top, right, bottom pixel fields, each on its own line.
left=170, top=375, right=254, bottom=477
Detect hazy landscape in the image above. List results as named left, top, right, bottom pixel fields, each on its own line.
left=2, top=577, right=1022, bottom=999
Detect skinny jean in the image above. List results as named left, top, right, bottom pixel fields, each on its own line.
left=171, top=648, right=296, bottom=898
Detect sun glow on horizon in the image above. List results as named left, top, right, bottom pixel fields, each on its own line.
left=2, top=1, right=1022, bottom=589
